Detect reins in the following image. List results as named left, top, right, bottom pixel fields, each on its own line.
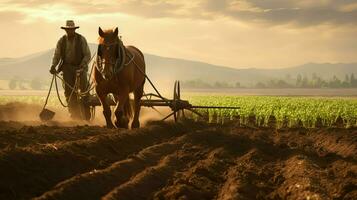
left=42, top=51, right=97, bottom=110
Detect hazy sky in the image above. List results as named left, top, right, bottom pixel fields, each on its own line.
left=0, top=0, right=357, bottom=68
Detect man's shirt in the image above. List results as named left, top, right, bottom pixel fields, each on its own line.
left=51, top=34, right=91, bottom=69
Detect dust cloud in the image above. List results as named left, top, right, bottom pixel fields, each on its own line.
left=0, top=102, right=173, bottom=128
left=0, top=102, right=98, bottom=126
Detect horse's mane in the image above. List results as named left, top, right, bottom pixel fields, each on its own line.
left=98, top=29, right=119, bottom=44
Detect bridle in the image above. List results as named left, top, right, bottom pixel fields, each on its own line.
left=100, top=41, right=118, bottom=48
left=96, top=38, right=135, bottom=80
left=97, top=41, right=119, bottom=74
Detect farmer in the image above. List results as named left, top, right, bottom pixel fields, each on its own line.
left=49, top=20, right=91, bottom=120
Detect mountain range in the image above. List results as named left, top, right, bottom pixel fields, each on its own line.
left=1, top=44, right=356, bottom=87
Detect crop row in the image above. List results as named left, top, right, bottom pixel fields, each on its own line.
left=188, top=96, right=357, bottom=128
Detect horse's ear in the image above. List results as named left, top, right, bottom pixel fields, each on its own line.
left=99, top=27, right=105, bottom=37
left=113, top=27, right=118, bottom=37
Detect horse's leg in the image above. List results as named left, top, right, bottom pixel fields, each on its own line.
left=97, top=92, right=114, bottom=128
left=132, top=81, right=144, bottom=129
left=114, top=92, right=130, bottom=129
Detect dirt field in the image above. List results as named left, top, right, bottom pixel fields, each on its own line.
left=0, top=103, right=356, bottom=200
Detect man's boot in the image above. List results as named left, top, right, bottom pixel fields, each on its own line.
left=80, top=95, right=91, bottom=121
left=67, top=96, right=81, bottom=120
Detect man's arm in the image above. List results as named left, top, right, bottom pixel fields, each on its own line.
left=80, top=36, right=91, bottom=70
left=51, top=38, right=62, bottom=70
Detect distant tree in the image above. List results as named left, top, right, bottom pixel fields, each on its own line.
left=276, top=80, right=291, bottom=88
left=182, top=79, right=212, bottom=88
left=350, top=73, right=357, bottom=87
left=8, top=79, right=17, bottom=90
left=264, top=79, right=293, bottom=88
left=266, top=80, right=276, bottom=88
left=310, top=73, right=319, bottom=88
left=320, top=79, right=328, bottom=88
left=312, top=73, right=318, bottom=80
left=344, top=74, right=350, bottom=83
left=255, top=82, right=266, bottom=88
left=316, top=77, right=325, bottom=88
left=214, top=81, right=231, bottom=88
left=301, top=75, right=309, bottom=88
left=329, top=75, right=342, bottom=88
left=296, top=74, right=302, bottom=87
left=342, top=74, right=350, bottom=87
left=235, top=82, right=241, bottom=88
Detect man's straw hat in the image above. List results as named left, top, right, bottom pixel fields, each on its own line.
left=61, top=20, right=79, bottom=29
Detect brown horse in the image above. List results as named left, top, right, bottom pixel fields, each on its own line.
left=94, top=27, right=145, bottom=129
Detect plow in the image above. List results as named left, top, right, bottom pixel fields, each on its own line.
left=40, top=54, right=240, bottom=122
left=85, top=80, right=240, bottom=122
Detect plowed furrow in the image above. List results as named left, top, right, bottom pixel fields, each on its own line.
left=310, top=130, right=357, bottom=160
left=33, top=134, right=190, bottom=200
left=0, top=123, right=190, bottom=200
left=101, top=144, right=211, bottom=200
left=154, top=148, right=234, bottom=200
left=1, top=119, right=356, bottom=200
left=217, top=148, right=277, bottom=200
left=95, top=127, right=240, bottom=200
left=274, top=156, right=330, bottom=199
left=273, top=155, right=357, bottom=199
left=101, top=154, right=184, bottom=200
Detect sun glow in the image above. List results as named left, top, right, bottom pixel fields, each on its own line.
left=0, top=2, right=132, bottom=24
left=0, top=3, right=76, bottom=23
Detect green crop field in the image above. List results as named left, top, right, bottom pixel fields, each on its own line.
left=188, top=96, right=357, bottom=128
left=1, top=95, right=357, bottom=128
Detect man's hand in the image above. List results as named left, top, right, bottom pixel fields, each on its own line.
left=49, top=67, right=57, bottom=74
left=76, top=67, right=87, bottom=74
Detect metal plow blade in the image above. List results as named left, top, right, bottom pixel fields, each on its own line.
left=39, top=108, right=55, bottom=121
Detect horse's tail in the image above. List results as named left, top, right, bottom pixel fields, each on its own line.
left=123, top=97, right=133, bottom=119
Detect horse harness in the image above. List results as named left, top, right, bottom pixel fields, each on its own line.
left=96, top=39, right=135, bottom=79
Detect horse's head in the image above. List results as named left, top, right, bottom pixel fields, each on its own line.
left=97, top=27, right=120, bottom=80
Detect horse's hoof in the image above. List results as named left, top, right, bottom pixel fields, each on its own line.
left=106, top=124, right=115, bottom=129
left=115, top=120, right=128, bottom=129
left=114, top=121, right=120, bottom=128
left=131, top=121, right=140, bottom=129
